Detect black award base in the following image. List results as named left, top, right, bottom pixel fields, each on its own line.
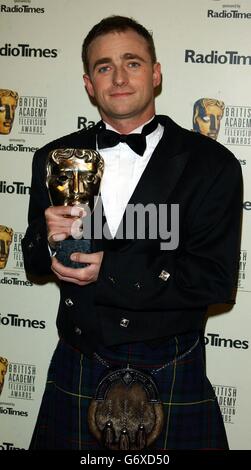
left=55, top=238, right=91, bottom=268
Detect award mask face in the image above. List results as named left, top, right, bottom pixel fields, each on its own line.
left=46, top=148, right=104, bottom=210
left=0, top=89, right=19, bottom=135
left=0, top=225, right=13, bottom=269
left=0, top=357, right=8, bottom=395
left=193, top=98, right=225, bottom=140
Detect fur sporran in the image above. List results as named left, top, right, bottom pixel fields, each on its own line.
left=88, top=367, right=164, bottom=450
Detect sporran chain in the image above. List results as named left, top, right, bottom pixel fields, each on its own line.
left=93, top=336, right=200, bottom=375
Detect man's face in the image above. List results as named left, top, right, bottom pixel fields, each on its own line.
left=83, top=29, right=161, bottom=127
left=194, top=102, right=224, bottom=140
left=0, top=95, right=18, bottom=134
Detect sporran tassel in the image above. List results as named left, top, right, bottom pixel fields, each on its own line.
left=102, top=420, right=115, bottom=448
left=136, top=424, right=146, bottom=449
left=119, top=427, right=130, bottom=450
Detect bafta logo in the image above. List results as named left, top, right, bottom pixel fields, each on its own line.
left=0, top=225, right=13, bottom=269
left=0, top=357, right=8, bottom=395
left=0, top=89, right=19, bottom=135
left=192, top=98, right=225, bottom=141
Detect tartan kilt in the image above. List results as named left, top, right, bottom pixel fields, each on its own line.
left=30, top=333, right=228, bottom=450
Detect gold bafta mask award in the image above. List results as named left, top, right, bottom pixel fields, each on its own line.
left=0, top=89, right=19, bottom=135
left=192, top=98, right=225, bottom=141
left=0, top=225, right=13, bottom=269
left=46, top=148, right=104, bottom=268
left=0, top=357, right=8, bottom=395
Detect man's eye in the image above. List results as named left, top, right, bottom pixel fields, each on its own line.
left=128, top=62, right=140, bottom=68
left=98, top=66, right=110, bottom=73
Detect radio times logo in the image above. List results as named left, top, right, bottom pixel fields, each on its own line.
left=208, top=10, right=251, bottom=19
left=207, top=2, right=251, bottom=20
left=0, top=43, right=57, bottom=58
left=77, top=116, right=96, bottom=130
left=205, top=333, right=249, bottom=349
left=213, top=384, right=237, bottom=424
left=1, top=4, right=44, bottom=13
left=0, top=442, right=26, bottom=450
left=0, top=228, right=33, bottom=287
left=0, top=180, right=30, bottom=195
left=0, top=88, right=48, bottom=137
left=185, top=50, right=251, bottom=65
left=0, top=313, right=45, bottom=329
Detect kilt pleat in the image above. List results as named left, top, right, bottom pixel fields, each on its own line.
left=30, top=333, right=228, bottom=450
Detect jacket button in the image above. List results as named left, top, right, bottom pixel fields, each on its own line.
left=65, top=298, right=74, bottom=307
left=108, top=276, right=116, bottom=284
left=120, top=318, right=130, bottom=328
left=134, top=282, right=141, bottom=290
left=158, top=270, right=170, bottom=282
left=74, top=326, right=82, bottom=335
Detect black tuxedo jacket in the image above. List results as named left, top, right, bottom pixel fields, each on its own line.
left=22, top=116, right=243, bottom=353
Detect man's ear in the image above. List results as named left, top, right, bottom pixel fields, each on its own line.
left=153, top=62, right=162, bottom=88
left=83, top=74, right=95, bottom=98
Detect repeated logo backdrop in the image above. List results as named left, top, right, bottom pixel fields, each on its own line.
left=0, top=0, right=250, bottom=450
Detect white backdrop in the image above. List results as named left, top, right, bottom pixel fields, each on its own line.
left=0, top=0, right=250, bottom=450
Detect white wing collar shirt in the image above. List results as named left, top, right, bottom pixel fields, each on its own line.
left=97, top=117, right=164, bottom=238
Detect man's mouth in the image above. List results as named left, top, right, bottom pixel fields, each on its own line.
left=110, top=92, right=134, bottom=98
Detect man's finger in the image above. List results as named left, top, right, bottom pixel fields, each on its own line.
left=70, top=251, right=103, bottom=264
left=45, top=205, right=84, bottom=219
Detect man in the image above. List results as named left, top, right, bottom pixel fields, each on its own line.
left=22, top=16, right=242, bottom=450
left=192, top=98, right=225, bottom=141
left=0, top=89, right=19, bottom=134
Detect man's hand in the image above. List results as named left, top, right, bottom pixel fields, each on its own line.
left=45, top=205, right=85, bottom=247
left=51, top=251, right=104, bottom=286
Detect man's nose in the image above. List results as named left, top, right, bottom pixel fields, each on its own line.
left=112, top=66, right=128, bottom=87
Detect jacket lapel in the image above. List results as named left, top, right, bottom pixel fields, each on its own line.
left=75, top=118, right=190, bottom=245
left=72, top=125, right=98, bottom=149
left=110, top=117, right=190, bottom=244
left=129, top=116, right=190, bottom=207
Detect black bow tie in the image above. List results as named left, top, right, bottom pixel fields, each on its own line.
left=97, top=117, right=158, bottom=156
